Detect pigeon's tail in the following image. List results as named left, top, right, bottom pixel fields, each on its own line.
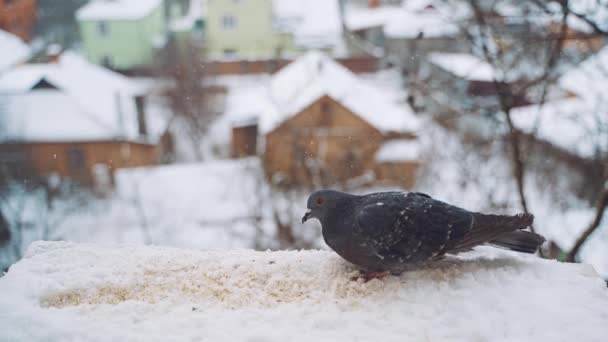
left=450, top=212, right=544, bottom=253
left=489, top=230, right=546, bottom=254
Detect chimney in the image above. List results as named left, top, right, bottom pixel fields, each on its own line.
left=46, top=44, right=62, bottom=63
left=135, top=95, right=148, bottom=136
left=369, top=0, right=381, bottom=8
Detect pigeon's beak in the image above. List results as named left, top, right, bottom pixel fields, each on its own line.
left=301, top=209, right=312, bottom=223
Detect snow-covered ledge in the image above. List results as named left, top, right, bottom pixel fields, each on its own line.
left=1, top=241, right=607, bottom=341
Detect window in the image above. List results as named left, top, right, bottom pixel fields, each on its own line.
left=223, top=49, right=237, bottom=58
left=321, top=102, right=332, bottom=115
left=67, top=148, right=87, bottom=172
left=222, top=15, right=237, bottom=30
left=97, top=21, right=109, bottom=36
left=101, top=55, right=113, bottom=68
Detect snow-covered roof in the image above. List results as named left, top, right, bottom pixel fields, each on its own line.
left=429, top=53, right=500, bottom=82
left=0, top=52, right=164, bottom=143
left=510, top=97, right=607, bottom=159
left=384, top=11, right=459, bottom=38
left=536, top=46, right=608, bottom=158
left=382, top=0, right=468, bottom=39
left=559, top=45, right=608, bottom=100
left=375, top=139, right=421, bottom=162
left=76, top=0, right=163, bottom=21
left=272, top=0, right=343, bottom=49
left=345, top=6, right=400, bottom=31
left=0, top=29, right=30, bottom=72
left=1, top=240, right=607, bottom=341
left=344, top=0, right=468, bottom=37
left=263, top=51, right=420, bottom=134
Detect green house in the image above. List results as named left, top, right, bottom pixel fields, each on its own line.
left=76, top=0, right=167, bottom=70
left=206, top=0, right=343, bottom=59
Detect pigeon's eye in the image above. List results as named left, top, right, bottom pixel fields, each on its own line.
left=316, top=197, right=324, bottom=206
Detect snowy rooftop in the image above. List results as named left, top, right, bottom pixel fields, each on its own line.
left=559, top=45, right=608, bottom=101
left=506, top=46, right=608, bottom=158
left=76, top=0, right=163, bottom=21
left=429, top=53, right=501, bottom=82
left=264, top=51, right=420, bottom=134
left=0, top=29, right=30, bottom=72
left=0, top=52, right=165, bottom=143
left=344, top=0, right=465, bottom=38
left=384, top=11, right=460, bottom=39
left=0, top=241, right=607, bottom=341
left=511, top=97, right=607, bottom=159
left=382, top=0, right=467, bottom=39
left=375, top=139, right=421, bottom=162
left=272, top=0, right=343, bottom=49
left=344, top=6, right=400, bottom=31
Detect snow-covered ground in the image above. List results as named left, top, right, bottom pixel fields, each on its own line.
left=1, top=241, right=607, bottom=341
left=53, top=158, right=276, bottom=249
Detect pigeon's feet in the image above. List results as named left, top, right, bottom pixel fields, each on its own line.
left=351, top=271, right=389, bottom=282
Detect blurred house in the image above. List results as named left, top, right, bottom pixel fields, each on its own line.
left=205, top=0, right=343, bottom=59
left=76, top=0, right=167, bottom=71
left=169, top=0, right=205, bottom=50
left=343, top=0, right=471, bottom=74
left=343, top=2, right=396, bottom=57
left=230, top=51, right=422, bottom=188
left=424, top=52, right=531, bottom=137
left=0, top=51, right=170, bottom=189
left=0, top=0, right=36, bottom=41
left=510, top=46, right=608, bottom=200
left=35, top=0, right=89, bottom=48
left=478, top=1, right=605, bottom=63
left=0, top=29, right=30, bottom=72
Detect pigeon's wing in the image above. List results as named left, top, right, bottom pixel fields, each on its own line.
left=355, top=193, right=474, bottom=262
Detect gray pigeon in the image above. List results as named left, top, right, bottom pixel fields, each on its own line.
left=302, top=190, right=545, bottom=279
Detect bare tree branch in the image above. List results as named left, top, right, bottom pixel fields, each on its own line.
left=565, top=187, right=608, bottom=262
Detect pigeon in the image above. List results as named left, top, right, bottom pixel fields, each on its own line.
left=302, top=190, right=545, bottom=279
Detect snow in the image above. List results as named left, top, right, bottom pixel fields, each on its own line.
left=49, top=159, right=268, bottom=249
left=559, top=45, right=608, bottom=102
left=1, top=241, right=607, bottom=341
left=264, top=51, right=420, bottom=134
left=345, top=6, right=400, bottom=31
left=344, top=0, right=467, bottom=37
left=76, top=0, right=163, bottom=21
left=510, top=97, right=606, bottom=159
left=375, top=139, right=421, bottom=162
left=0, top=29, right=30, bottom=72
left=429, top=52, right=499, bottom=82
left=384, top=11, right=459, bottom=39
left=0, top=52, right=166, bottom=143
left=508, top=46, right=608, bottom=159
left=272, top=0, right=343, bottom=49
left=383, top=0, right=468, bottom=39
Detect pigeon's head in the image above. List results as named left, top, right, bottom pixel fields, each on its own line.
left=302, top=190, right=350, bottom=224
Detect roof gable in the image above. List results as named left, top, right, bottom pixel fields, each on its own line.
left=267, top=94, right=383, bottom=136
left=262, top=51, right=420, bottom=134
left=31, top=78, right=59, bottom=90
